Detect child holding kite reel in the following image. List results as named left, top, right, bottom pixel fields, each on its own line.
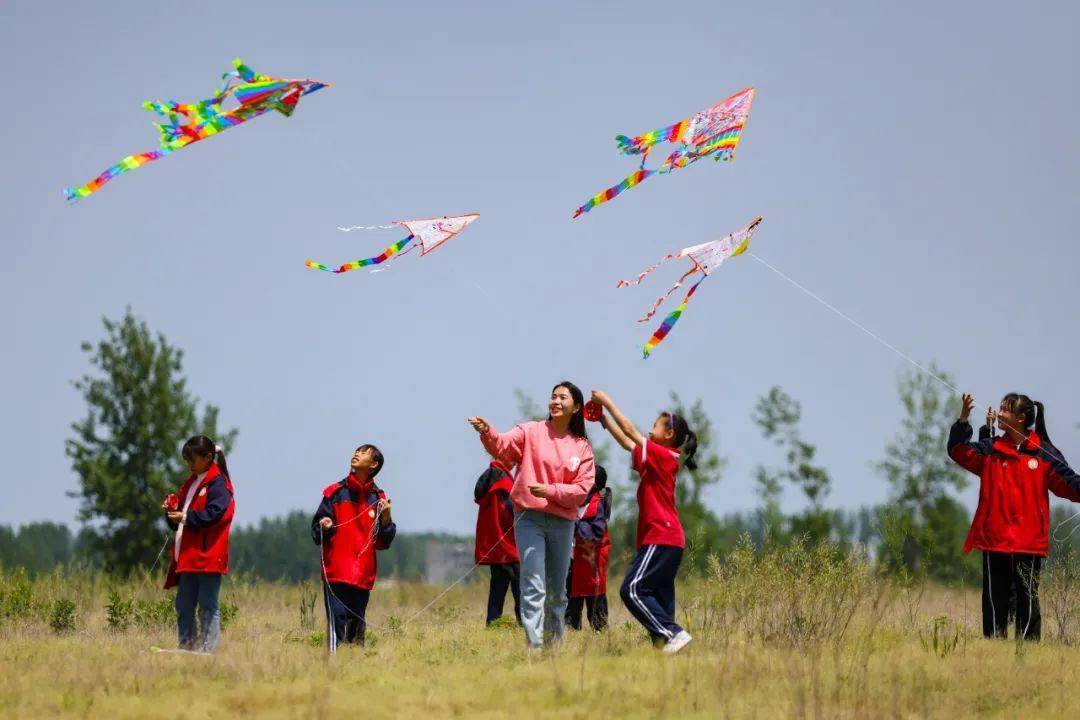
left=311, top=444, right=396, bottom=652
left=948, top=393, right=1080, bottom=641
left=162, top=435, right=235, bottom=653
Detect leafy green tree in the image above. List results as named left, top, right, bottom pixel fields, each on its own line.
left=66, top=309, right=237, bottom=575
left=875, top=365, right=977, bottom=583
left=752, top=386, right=835, bottom=543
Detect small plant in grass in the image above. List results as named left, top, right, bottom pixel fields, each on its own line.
left=49, top=599, right=77, bottom=633
left=485, top=615, right=517, bottom=631
left=919, top=616, right=965, bottom=658
left=220, top=601, right=238, bottom=629
left=386, top=615, right=405, bottom=634
left=133, top=598, right=173, bottom=628
left=3, top=569, right=34, bottom=620
left=308, top=631, right=326, bottom=647
left=105, top=591, right=134, bottom=631
left=298, top=582, right=318, bottom=631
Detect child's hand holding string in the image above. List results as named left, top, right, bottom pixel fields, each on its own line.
left=986, top=405, right=996, bottom=429
left=377, top=498, right=392, bottom=522
left=318, top=516, right=333, bottom=530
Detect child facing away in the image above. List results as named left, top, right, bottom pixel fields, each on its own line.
left=474, top=456, right=521, bottom=625
left=163, top=435, right=236, bottom=653
left=566, top=464, right=612, bottom=632
left=948, top=393, right=1080, bottom=640
left=311, top=444, right=396, bottom=652
left=590, top=390, right=696, bottom=654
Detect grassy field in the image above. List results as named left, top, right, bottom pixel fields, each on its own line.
left=2, top=544, right=1079, bottom=719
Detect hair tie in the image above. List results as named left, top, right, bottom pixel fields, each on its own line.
left=215, top=444, right=223, bottom=454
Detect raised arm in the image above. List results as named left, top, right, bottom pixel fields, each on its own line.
left=591, top=390, right=646, bottom=448
left=599, top=413, right=635, bottom=452
left=468, top=417, right=525, bottom=465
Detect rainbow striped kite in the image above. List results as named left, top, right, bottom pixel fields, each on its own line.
left=64, top=59, right=330, bottom=201
left=573, top=87, right=755, bottom=218
left=618, top=217, right=762, bottom=357
left=306, top=214, right=479, bottom=274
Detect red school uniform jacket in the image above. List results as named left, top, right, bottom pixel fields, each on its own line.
left=570, top=488, right=612, bottom=597
left=311, top=474, right=397, bottom=590
left=164, top=462, right=235, bottom=588
left=632, top=439, right=686, bottom=549
left=948, top=421, right=1080, bottom=556
left=474, top=460, right=519, bottom=565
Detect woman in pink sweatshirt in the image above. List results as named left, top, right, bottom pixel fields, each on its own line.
left=468, top=380, right=595, bottom=649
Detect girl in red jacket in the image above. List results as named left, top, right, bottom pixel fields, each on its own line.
left=163, top=435, right=235, bottom=652
left=566, top=465, right=612, bottom=632
left=949, top=393, right=1080, bottom=640
left=311, top=444, right=396, bottom=652
left=473, top=457, right=521, bottom=625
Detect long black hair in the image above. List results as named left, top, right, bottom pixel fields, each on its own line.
left=181, top=435, right=230, bottom=478
left=549, top=380, right=588, bottom=440
left=1001, top=393, right=1051, bottom=444
left=660, top=412, right=699, bottom=470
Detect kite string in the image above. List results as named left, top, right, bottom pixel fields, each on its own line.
left=747, top=250, right=1080, bottom=472
left=747, top=251, right=961, bottom=395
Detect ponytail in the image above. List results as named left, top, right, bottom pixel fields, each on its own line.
left=681, top=429, right=699, bottom=471
left=1032, top=400, right=1051, bottom=444
left=214, top=444, right=230, bottom=479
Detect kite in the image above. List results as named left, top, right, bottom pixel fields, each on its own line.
left=306, top=214, right=480, bottom=274
left=618, top=216, right=762, bottom=357
left=573, top=87, right=755, bottom=218
left=64, top=59, right=330, bottom=201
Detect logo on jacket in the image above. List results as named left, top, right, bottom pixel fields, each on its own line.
left=1028, top=459, right=1039, bottom=470
left=568, top=456, right=581, bottom=472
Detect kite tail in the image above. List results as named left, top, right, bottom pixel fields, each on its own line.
left=636, top=268, right=698, bottom=323
left=615, top=251, right=681, bottom=289
left=642, top=276, right=705, bottom=359
left=572, top=168, right=655, bottom=218
left=615, top=118, right=691, bottom=156
left=64, top=149, right=170, bottom=201
left=305, top=235, right=416, bottom=274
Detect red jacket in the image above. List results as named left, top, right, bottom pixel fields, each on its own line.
left=474, top=461, right=519, bottom=565
left=948, top=422, right=1080, bottom=556
left=165, top=463, right=235, bottom=587
left=570, top=488, right=611, bottom=597
left=312, top=474, right=396, bottom=590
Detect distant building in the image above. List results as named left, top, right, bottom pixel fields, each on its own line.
left=424, top=539, right=473, bottom=584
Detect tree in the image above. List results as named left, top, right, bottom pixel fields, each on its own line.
left=875, top=365, right=977, bottom=582
left=752, top=386, right=835, bottom=544
left=66, top=309, right=237, bottom=575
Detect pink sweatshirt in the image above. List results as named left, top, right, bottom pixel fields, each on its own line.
left=481, top=420, right=595, bottom=521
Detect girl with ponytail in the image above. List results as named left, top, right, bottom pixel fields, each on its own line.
left=948, top=393, right=1080, bottom=641
left=589, top=389, right=696, bottom=655
left=162, top=435, right=236, bottom=652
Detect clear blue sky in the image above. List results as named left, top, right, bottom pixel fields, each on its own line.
left=2, top=1, right=1078, bottom=533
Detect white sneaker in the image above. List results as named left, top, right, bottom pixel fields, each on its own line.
left=662, top=630, right=692, bottom=654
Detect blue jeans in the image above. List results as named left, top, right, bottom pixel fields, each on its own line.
left=175, top=572, right=222, bottom=651
left=514, top=510, right=574, bottom=647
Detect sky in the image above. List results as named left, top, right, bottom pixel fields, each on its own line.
left=2, top=1, right=1079, bottom=534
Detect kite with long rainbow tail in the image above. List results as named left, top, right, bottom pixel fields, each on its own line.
left=618, top=217, right=762, bottom=357
left=64, top=59, right=330, bottom=201
left=573, top=87, right=755, bottom=218
left=306, top=214, right=480, bottom=274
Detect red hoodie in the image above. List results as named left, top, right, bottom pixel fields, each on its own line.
left=473, top=460, right=519, bottom=565
left=948, top=421, right=1080, bottom=556
left=312, top=473, right=397, bottom=590
left=570, top=489, right=611, bottom=597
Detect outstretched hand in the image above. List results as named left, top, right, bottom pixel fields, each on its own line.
left=959, top=393, right=975, bottom=423
left=467, top=417, right=491, bottom=434
left=590, top=390, right=610, bottom=408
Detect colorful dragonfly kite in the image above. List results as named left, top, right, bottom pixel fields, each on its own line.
left=619, top=217, right=762, bottom=357
left=64, top=59, right=330, bottom=201
left=573, top=87, right=755, bottom=218
left=306, top=214, right=480, bottom=274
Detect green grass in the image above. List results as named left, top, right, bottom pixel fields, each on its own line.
left=2, top=545, right=1079, bottom=719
